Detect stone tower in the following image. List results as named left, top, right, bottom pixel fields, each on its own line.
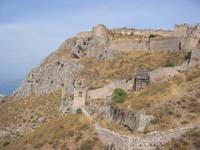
left=73, top=88, right=87, bottom=109
left=92, top=24, right=109, bottom=37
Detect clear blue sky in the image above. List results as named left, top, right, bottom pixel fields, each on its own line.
left=0, top=0, right=200, bottom=80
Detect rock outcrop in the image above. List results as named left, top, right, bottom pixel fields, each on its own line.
left=13, top=23, right=200, bottom=113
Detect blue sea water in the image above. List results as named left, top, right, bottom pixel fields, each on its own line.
left=0, top=79, right=22, bottom=95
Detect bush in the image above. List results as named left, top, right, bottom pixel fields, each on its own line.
left=150, top=118, right=159, bottom=125
left=126, top=76, right=133, bottom=82
left=149, top=34, right=156, bottom=39
left=163, top=62, right=175, bottom=67
left=2, top=141, right=10, bottom=147
left=76, top=108, right=82, bottom=114
left=185, top=51, right=192, bottom=60
left=112, top=88, right=127, bottom=103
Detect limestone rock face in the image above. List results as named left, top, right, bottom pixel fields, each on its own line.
left=13, top=33, right=116, bottom=113
left=92, top=24, right=110, bottom=37
left=71, top=36, right=116, bottom=60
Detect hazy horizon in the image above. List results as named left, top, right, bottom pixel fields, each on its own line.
left=0, top=0, right=200, bottom=81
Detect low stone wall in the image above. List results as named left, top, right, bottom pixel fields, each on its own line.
left=96, top=124, right=199, bottom=150
left=95, top=124, right=130, bottom=150
left=87, top=79, right=133, bottom=100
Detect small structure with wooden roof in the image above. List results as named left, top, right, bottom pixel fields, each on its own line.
left=133, top=70, right=150, bottom=91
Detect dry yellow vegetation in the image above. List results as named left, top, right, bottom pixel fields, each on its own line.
left=1, top=115, right=104, bottom=150
left=116, top=67, right=200, bottom=131
left=163, top=128, right=200, bottom=150
left=0, top=90, right=61, bottom=144
left=78, top=51, right=187, bottom=88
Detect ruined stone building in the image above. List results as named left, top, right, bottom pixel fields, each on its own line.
left=134, top=70, right=150, bottom=91
left=72, top=88, right=87, bottom=109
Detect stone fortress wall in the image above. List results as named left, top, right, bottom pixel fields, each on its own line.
left=76, top=23, right=200, bottom=52
left=72, top=49, right=200, bottom=110
left=96, top=124, right=199, bottom=150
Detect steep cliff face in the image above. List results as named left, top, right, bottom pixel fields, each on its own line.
left=13, top=25, right=117, bottom=113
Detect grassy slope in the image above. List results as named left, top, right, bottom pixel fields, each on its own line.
left=162, top=128, right=200, bottom=150
left=117, top=67, right=200, bottom=131
left=0, top=50, right=195, bottom=149
left=78, top=51, right=187, bottom=88
left=1, top=115, right=104, bottom=150
left=0, top=91, right=61, bottom=143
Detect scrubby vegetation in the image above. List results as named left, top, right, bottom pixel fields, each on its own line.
left=163, top=128, right=200, bottom=150
left=163, top=61, right=175, bottom=67
left=112, top=88, right=127, bottom=103
left=185, top=51, right=192, bottom=61
left=0, top=91, right=61, bottom=145
left=149, top=34, right=157, bottom=39
left=117, top=67, right=200, bottom=131
left=77, top=108, right=82, bottom=114
left=78, top=51, right=187, bottom=88
left=0, top=115, right=104, bottom=150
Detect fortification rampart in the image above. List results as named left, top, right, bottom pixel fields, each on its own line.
left=96, top=124, right=199, bottom=150
left=87, top=79, right=133, bottom=100
left=111, top=28, right=174, bottom=38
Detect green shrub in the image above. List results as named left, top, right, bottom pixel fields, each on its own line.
left=88, top=86, right=102, bottom=90
left=126, top=76, right=133, bottom=82
left=112, top=88, right=127, bottom=103
left=2, top=141, right=10, bottom=147
left=150, top=118, right=159, bottom=125
left=149, top=34, right=156, bottom=39
left=76, top=108, right=82, bottom=114
left=185, top=51, right=192, bottom=60
left=163, top=62, right=175, bottom=67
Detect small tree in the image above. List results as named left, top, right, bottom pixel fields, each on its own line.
left=185, top=51, right=192, bottom=60
left=76, top=108, right=82, bottom=114
left=112, top=88, right=127, bottom=103
left=149, top=34, right=156, bottom=39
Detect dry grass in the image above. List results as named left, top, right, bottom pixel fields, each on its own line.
left=162, top=128, right=200, bottom=150
left=0, top=90, right=61, bottom=142
left=40, top=37, right=77, bottom=67
left=0, top=115, right=104, bottom=150
left=99, top=119, right=132, bottom=135
left=116, top=67, right=200, bottom=131
left=78, top=51, right=187, bottom=88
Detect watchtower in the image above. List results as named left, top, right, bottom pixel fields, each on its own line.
left=73, top=88, right=87, bottom=109
left=133, top=70, right=150, bottom=91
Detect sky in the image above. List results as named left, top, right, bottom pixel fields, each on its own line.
left=0, top=0, right=200, bottom=80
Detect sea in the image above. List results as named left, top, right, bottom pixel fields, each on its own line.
left=0, top=79, right=23, bottom=95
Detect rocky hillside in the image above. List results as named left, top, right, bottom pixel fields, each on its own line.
left=13, top=23, right=199, bottom=113
left=0, top=24, right=200, bottom=150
